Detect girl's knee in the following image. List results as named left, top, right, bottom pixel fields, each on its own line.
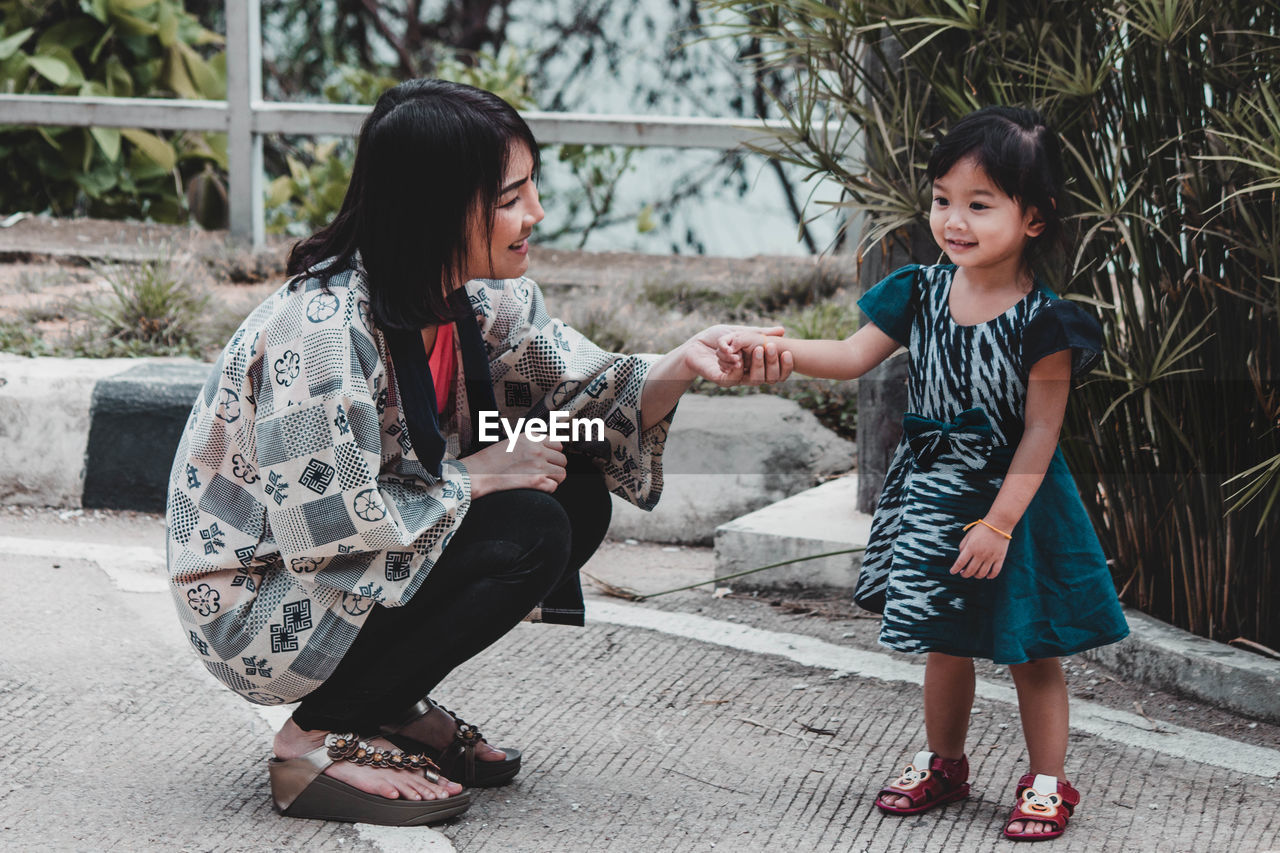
left=1008, top=657, right=1063, bottom=682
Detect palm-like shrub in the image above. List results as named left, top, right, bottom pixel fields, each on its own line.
left=706, top=0, right=1280, bottom=647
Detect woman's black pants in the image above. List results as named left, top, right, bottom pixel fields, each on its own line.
left=291, top=456, right=611, bottom=733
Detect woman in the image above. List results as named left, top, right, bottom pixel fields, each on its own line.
left=166, top=78, right=790, bottom=826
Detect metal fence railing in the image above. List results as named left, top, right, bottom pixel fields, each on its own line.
left=0, top=0, right=793, bottom=251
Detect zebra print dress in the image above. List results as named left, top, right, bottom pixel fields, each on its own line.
left=853, top=264, right=1128, bottom=664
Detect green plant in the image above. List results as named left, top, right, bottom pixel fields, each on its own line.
left=706, top=0, right=1280, bottom=646
left=542, top=144, right=639, bottom=248
left=0, top=0, right=226, bottom=223
left=0, top=319, right=47, bottom=356
left=79, top=252, right=210, bottom=356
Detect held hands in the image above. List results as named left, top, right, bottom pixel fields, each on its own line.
left=710, top=328, right=789, bottom=386
left=462, top=437, right=567, bottom=499
left=949, top=522, right=1011, bottom=579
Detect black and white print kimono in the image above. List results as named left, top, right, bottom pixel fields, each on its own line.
left=166, top=261, right=672, bottom=706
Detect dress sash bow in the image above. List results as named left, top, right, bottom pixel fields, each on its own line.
left=902, top=407, right=994, bottom=469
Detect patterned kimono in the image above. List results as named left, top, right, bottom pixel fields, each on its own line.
left=853, top=264, right=1128, bottom=664
left=166, top=262, right=672, bottom=705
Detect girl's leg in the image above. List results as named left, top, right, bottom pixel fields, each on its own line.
left=1006, top=657, right=1069, bottom=836
left=880, top=652, right=974, bottom=808
left=925, top=652, right=976, bottom=758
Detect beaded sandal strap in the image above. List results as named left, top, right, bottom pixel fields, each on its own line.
left=433, top=703, right=487, bottom=746
left=324, top=733, right=444, bottom=781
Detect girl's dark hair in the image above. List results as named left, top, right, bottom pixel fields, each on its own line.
left=286, top=78, right=540, bottom=329
left=926, top=105, right=1068, bottom=265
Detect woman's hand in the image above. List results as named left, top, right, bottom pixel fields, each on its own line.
left=949, top=524, right=1011, bottom=579
left=688, top=324, right=792, bottom=387
left=462, top=438, right=567, bottom=499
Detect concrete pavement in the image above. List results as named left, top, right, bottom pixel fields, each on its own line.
left=1, top=508, right=1277, bottom=852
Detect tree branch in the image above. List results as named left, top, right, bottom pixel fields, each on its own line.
left=359, top=0, right=418, bottom=77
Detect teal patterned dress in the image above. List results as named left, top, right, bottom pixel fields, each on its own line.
left=853, top=264, right=1128, bottom=664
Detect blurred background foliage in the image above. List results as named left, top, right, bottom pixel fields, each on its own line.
left=0, top=0, right=227, bottom=222
left=707, top=0, right=1280, bottom=647
left=2, top=0, right=816, bottom=252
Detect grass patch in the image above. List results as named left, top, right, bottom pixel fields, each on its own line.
left=0, top=319, right=48, bottom=357
left=203, top=242, right=290, bottom=284
left=18, top=301, right=69, bottom=324
left=641, top=281, right=755, bottom=317
left=641, top=266, right=849, bottom=322
left=778, top=301, right=858, bottom=340
left=751, top=268, right=846, bottom=314
left=73, top=253, right=210, bottom=358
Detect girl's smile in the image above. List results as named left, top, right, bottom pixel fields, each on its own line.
left=929, top=156, right=1044, bottom=285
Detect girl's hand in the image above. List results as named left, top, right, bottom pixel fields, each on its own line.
left=949, top=524, right=1010, bottom=579
left=712, top=329, right=791, bottom=386
left=716, top=329, right=768, bottom=358
left=462, top=437, right=567, bottom=499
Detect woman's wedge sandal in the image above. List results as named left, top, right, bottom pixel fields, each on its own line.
left=875, top=751, right=971, bottom=815
left=268, top=733, right=471, bottom=825
left=381, top=698, right=522, bottom=788
left=1003, top=774, right=1079, bottom=841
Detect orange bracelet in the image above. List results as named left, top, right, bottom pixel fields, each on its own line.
left=963, top=518, right=1013, bottom=540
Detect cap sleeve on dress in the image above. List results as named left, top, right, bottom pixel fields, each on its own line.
left=1022, top=299, right=1103, bottom=378
left=856, top=264, right=920, bottom=348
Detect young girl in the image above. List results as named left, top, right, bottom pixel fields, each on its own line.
left=719, top=106, right=1128, bottom=842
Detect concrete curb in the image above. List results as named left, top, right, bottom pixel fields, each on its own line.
left=1081, top=607, right=1280, bottom=724
left=0, top=354, right=204, bottom=508
left=714, top=475, right=870, bottom=589
left=3, top=353, right=1278, bottom=724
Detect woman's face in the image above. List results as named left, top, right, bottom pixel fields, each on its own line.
left=462, top=144, right=543, bottom=284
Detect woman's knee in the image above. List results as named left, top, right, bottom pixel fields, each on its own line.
left=557, top=461, right=612, bottom=544
left=479, top=488, right=574, bottom=571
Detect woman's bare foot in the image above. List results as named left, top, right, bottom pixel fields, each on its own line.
left=274, top=718, right=465, bottom=800
left=396, top=703, right=509, bottom=762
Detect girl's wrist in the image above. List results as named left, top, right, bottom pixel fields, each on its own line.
left=983, top=512, right=1020, bottom=534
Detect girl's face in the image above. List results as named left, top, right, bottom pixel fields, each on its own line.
left=929, top=156, right=1044, bottom=279
left=462, top=144, right=544, bottom=284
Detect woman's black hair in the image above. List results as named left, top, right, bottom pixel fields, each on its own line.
left=287, top=78, right=540, bottom=329
left=926, top=105, right=1068, bottom=265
